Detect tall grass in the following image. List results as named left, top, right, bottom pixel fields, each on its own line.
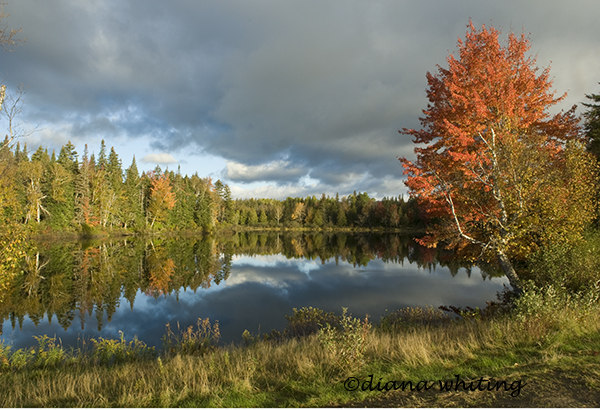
left=2, top=233, right=600, bottom=407
left=1, top=282, right=599, bottom=407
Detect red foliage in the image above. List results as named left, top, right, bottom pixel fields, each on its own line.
left=398, top=21, right=586, bottom=263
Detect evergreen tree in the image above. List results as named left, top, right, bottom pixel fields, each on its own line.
left=259, top=209, right=268, bottom=225
left=311, top=208, right=324, bottom=227
left=17, top=141, right=29, bottom=163
left=214, top=179, right=233, bottom=223
left=168, top=173, right=196, bottom=229
left=122, top=156, right=144, bottom=229
left=584, top=84, right=600, bottom=159
left=107, top=147, right=123, bottom=190
left=336, top=204, right=347, bottom=227
left=45, top=161, right=74, bottom=229
left=106, top=147, right=123, bottom=227
left=247, top=208, right=258, bottom=225
left=13, top=140, right=20, bottom=159
left=189, top=174, right=216, bottom=230
left=96, top=139, right=108, bottom=171
left=31, top=145, right=49, bottom=164
left=74, top=144, right=94, bottom=226
left=57, top=141, right=78, bottom=175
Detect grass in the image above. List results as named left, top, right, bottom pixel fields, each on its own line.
left=1, top=285, right=600, bottom=407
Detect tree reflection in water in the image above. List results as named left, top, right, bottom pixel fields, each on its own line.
left=0, top=232, right=504, bottom=342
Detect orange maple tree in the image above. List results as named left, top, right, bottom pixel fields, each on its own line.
left=399, top=21, right=597, bottom=293
left=147, top=171, right=177, bottom=228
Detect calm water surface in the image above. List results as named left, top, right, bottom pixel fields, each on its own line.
left=0, top=232, right=509, bottom=350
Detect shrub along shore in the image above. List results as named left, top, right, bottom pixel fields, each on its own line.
left=1, top=279, right=599, bottom=407
left=1, top=229, right=600, bottom=407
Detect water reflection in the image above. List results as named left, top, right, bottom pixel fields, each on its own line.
left=0, top=232, right=509, bottom=349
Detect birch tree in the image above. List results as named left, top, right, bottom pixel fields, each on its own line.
left=399, top=21, right=597, bottom=293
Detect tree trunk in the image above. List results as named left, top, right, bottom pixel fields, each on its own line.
left=497, top=249, right=522, bottom=295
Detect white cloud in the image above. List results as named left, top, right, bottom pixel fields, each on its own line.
left=230, top=183, right=313, bottom=201
left=141, top=153, right=178, bottom=164
left=224, top=160, right=306, bottom=183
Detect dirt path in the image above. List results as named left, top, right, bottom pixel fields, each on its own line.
left=339, top=364, right=600, bottom=407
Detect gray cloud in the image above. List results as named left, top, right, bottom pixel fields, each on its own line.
left=2, top=0, right=599, bottom=198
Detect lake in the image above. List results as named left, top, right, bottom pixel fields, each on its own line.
left=0, top=231, right=509, bottom=350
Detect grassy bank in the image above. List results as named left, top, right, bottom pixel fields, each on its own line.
left=1, top=283, right=599, bottom=407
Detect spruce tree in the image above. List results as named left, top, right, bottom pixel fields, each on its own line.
left=584, top=85, right=600, bottom=158
left=57, top=141, right=78, bottom=175
left=97, top=139, right=107, bottom=171
left=122, top=156, right=144, bottom=229
left=74, top=144, right=93, bottom=226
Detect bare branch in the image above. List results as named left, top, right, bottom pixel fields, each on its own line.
left=425, top=163, right=485, bottom=247
left=0, top=2, right=26, bottom=52
left=1, top=84, right=40, bottom=149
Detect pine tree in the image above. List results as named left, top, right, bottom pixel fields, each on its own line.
left=96, top=139, right=107, bottom=171
left=168, top=173, right=196, bottom=229
left=122, top=156, right=144, bottom=229
left=74, top=144, right=94, bottom=226
left=17, top=142, right=29, bottom=163
left=247, top=208, right=258, bottom=225
left=45, top=161, right=74, bottom=229
left=215, top=180, right=235, bottom=224
left=106, top=147, right=123, bottom=227
left=31, top=145, right=49, bottom=163
left=584, top=84, right=600, bottom=159
left=107, top=147, right=123, bottom=190
left=259, top=209, right=268, bottom=225
left=57, top=141, right=78, bottom=175
left=336, top=204, right=347, bottom=227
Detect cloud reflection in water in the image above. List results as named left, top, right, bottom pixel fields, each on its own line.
left=2, top=253, right=509, bottom=350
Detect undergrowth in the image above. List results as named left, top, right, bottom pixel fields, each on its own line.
left=2, top=229, right=600, bottom=407
left=0, top=280, right=599, bottom=407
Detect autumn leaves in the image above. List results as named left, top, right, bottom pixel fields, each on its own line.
left=399, top=21, right=597, bottom=292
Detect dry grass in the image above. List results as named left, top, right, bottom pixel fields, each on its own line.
left=1, top=285, right=600, bottom=407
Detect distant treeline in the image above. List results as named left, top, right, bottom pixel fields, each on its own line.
left=0, top=138, right=424, bottom=232
left=229, top=193, right=422, bottom=229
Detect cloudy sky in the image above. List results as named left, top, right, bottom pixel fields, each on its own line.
left=1, top=1, right=599, bottom=199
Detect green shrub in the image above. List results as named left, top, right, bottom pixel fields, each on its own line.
left=525, top=230, right=600, bottom=292
left=161, top=318, right=220, bottom=356
left=514, top=281, right=600, bottom=342
left=282, top=306, right=340, bottom=339
left=318, top=307, right=371, bottom=369
left=88, top=331, right=155, bottom=365
left=32, top=335, right=65, bottom=368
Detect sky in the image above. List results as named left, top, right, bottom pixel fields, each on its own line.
left=1, top=1, right=599, bottom=200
